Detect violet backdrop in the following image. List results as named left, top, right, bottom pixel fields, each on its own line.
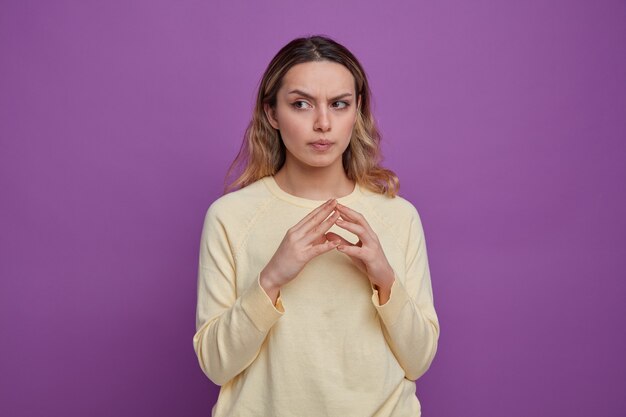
left=1, top=0, right=625, bottom=416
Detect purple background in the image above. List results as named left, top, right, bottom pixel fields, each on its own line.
left=1, top=1, right=625, bottom=416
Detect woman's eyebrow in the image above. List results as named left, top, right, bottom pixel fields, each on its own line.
left=287, top=89, right=353, bottom=101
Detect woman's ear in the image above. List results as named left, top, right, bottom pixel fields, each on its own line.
left=264, top=103, right=279, bottom=130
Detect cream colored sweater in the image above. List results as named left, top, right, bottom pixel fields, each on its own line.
left=193, top=175, right=440, bottom=417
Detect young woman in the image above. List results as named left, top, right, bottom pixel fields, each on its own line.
left=193, top=35, right=440, bottom=417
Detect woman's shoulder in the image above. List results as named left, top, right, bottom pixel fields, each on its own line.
left=358, top=184, right=421, bottom=222
left=205, top=177, right=273, bottom=222
left=358, top=187, right=427, bottom=245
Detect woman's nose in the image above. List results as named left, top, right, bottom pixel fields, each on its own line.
left=314, top=108, right=330, bottom=131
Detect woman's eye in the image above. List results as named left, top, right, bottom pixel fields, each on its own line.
left=333, top=101, right=350, bottom=109
left=292, top=100, right=310, bottom=109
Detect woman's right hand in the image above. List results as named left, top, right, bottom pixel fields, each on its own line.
left=260, top=199, right=341, bottom=303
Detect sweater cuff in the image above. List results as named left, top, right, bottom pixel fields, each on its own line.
left=371, top=271, right=410, bottom=327
left=240, top=272, right=284, bottom=332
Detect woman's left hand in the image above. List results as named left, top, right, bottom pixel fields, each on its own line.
left=325, top=203, right=395, bottom=292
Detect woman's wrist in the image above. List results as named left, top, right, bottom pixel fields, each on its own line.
left=259, top=269, right=281, bottom=305
left=373, top=268, right=395, bottom=305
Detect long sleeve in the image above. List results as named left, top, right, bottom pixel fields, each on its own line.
left=370, top=207, right=440, bottom=381
left=192, top=203, right=285, bottom=386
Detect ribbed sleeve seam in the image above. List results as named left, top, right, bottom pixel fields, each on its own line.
left=371, top=274, right=411, bottom=327
left=239, top=273, right=284, bottom=333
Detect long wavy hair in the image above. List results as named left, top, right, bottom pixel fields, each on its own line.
left=224, top=35, right=399, bottom=197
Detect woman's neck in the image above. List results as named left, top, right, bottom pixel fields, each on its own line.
left=273, top=160, right=355, bottom=201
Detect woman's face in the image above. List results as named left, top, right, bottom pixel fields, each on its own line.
left=264, top=61, right=360, bottom=172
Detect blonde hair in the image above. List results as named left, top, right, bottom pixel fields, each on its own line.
left=224, top=35, right=399, bottom=197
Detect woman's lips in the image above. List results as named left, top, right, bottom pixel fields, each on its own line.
left=310, top=141, right=333, bottom=151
